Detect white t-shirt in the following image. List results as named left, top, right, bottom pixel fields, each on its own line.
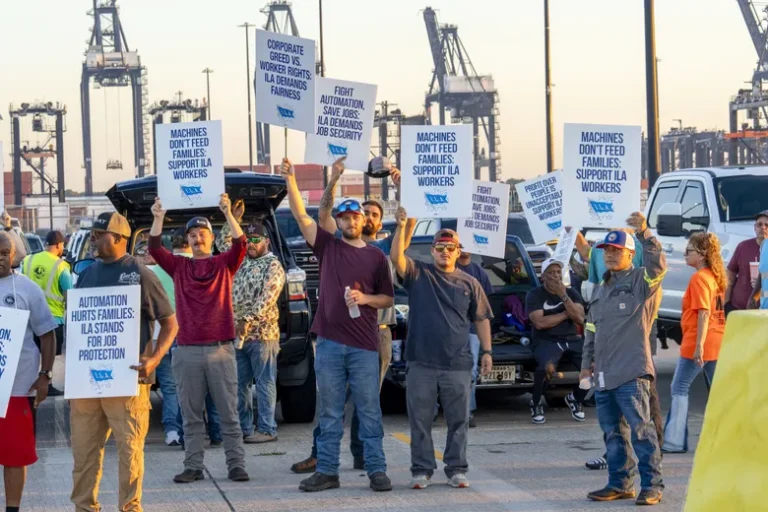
left=0, top=272, right=58, bottom=396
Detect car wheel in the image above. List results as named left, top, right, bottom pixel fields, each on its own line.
left=279, top=354, right=317, bottom=424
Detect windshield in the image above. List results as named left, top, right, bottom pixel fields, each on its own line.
left=714, top=175, right=768, bottom=221
left=440, top=217, right=535, bottom=245
left=276, top=209, right=320, bottom=239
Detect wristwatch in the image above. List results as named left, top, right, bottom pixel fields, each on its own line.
left=560, top=294, right=570, bottom=303
left=480, top=349, right=492, bottom=357
left=39, top=370, right=53, bottom=380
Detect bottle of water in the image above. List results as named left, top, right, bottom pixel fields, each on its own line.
left=520, top=336, right=531, bottom=347
left=345, top=286, right=360, bottom=319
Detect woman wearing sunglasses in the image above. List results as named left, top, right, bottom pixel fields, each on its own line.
left=662, top=232, right=726, bottom=453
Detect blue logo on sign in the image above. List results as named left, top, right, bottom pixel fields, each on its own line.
left=90, top=369, right=113, bottom=382
left=547, top=220, right=562, bottom=231
left=277, top=106, right=295, bottom=119
left=425, top=193, right=449, bottom=205
left=589, top=200, right=614, bottom=213
left=327, top=143, right=348, bottom=157
left=473, top=233, right=489, bottom=245
left=181, top=185, right=203, bottom=197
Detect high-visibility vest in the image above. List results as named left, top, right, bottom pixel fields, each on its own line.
left=23, top=251, right=68, bottom=318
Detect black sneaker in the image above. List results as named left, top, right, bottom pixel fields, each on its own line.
left=228, top=467, right=250, bottom=482
left=587, top=486, right=636, bottom=501
left=369, top=472, right=393, bottom=492
left=291, top=456, right=317, bottom=474
left=173, top=469, right=204, bottom=483
left=636, top=488, right=663, bottom=505
left=585, top=455, right=608, bottom=470
left=565, top=393, right=586, bottom=422
left=353, top=456, right=365, bottom=470
left=468, top=414, right=477, bottom=428
left=529, top=400, right=545, bottom=424
left=299, top=472, right=340, bottom=492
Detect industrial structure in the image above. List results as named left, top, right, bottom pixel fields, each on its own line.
left=149, top=93, right=208, bottom=174
left=423, top=7, right=502, bottom=182
left=80, top=0, right=149, bottom=195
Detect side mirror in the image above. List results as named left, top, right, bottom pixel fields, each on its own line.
left=656, top=203, right=683, bottom=237
left=377, top=230, right=391, bottom=240
left=73, top=258, right=96, bottom=275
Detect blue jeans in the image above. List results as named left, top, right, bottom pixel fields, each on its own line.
left=310, top=387, right=364, bottom=460
left=434, top=334, right=479, bottom=416
left=663, top=357, right=716, bottom=452
left=236, top=341, right=278, bottom=436
left=315, top=337, right=386, bottom=477
left=595, top=378, right=663, bottom=492
left=156, top=348, right=181, bottom=434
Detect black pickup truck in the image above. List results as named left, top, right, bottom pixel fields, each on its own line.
left=72, top=171, right=316, bottom=423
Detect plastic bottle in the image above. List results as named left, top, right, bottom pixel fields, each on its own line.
left=519, top=336, right=531, bottom=347
left=345, top=286, right=360, bottom=318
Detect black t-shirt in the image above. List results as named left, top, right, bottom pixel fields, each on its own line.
left=525, top=286, right=583, bottom=342
left=75, top=254, right=174, bottom=352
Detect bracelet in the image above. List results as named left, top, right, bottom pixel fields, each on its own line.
left=480, top=349, right=492, bottom=357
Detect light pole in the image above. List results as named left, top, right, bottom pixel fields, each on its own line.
left=645, top=0, right=661, bottom=191
left=202, top=68, right=214, bottom=119
left=319, top=0, right=328, bottom=187
left=239, top=22, right=255, bottom=173
left=544, top=0, right=554, bottom=173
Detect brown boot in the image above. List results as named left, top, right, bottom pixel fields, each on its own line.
left=291, top=456, right=317, bottom=474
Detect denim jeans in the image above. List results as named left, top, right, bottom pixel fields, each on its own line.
left=663, top=357, right=716, bottom=452
left=315, top=337, right=386, bottom=477
left=595, top=378, right=663, bottom=492
left=236, top=341, right=278, bottom=436
left=156, top=347, right=181, bottom=434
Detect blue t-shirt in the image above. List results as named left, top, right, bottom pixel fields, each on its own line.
left=760, top=240, right=768, bottom=309
left=588, top=235, right=644, bottom=284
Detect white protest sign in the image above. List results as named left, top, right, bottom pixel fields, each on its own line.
left=515, top=171, right=563, bottom=244
left=552, top=227, right=577, bottom=267
left=0, top=307, right=30, bottom=418
left=255, top=30, right=316, bottom=134
left=156, top=120, right=225, bottom=211
left=304, top=78, right=377, bottom=171
left=0, top=141, right=4, bottom=211
left=458, top=180, right=510, bottom=258
left=400, top=125, right=473, bottom=218
left=562, top=123, right=641, bottom=229
left=65, top=286, right=141, bottom=399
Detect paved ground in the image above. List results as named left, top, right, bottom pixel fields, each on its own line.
left=5, top=347, right=708, bottom=511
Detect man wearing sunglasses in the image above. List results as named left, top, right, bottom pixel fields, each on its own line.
left=390, top=210, right=494, bottom=490
left=281, top=158, right=395, bottom=493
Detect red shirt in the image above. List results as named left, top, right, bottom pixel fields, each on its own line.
left=726, top=238, right=761, bottom=309
left=149, top=234, right=246, bottom=345
left=310, top=227, right=394, bottom=352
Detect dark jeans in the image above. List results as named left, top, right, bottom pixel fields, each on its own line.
left=532, top=339, right=587, bottom=406
left=596, top=378, right=663, bottom=492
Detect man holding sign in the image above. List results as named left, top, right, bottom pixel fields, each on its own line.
left=69, top=213, right=178, bottom=512
left=0, top=231, right=57, bottom=512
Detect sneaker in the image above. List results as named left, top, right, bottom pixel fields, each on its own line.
left=353, top=456, right=365, bottom=470
left=529, top=400, right=545, bottom=424
left=449, top=473, right=470, bottom=488
left=587, top=486, right=636, bottom=501
left=636, top=488, right=663, bottom=505
left=47, top=384, right=64, bottom=397
left=410, top=474, right=432, bottom=489
left=228, top=467, right=250, bottom=482
left=244, top=432, right=277, bottom=444
left=173, top=469, right=204, bottom=483
left=565, top=393, right=586, bottom=422
left=468, top=414, right=477, bottom=428
left=585, top=455, right=608, bottom=470
left=299, top=472, right=340, bottom=492
left=369, top=472, right=393, bottom=492
left=165, top=431, right=181, bottom=447
left=291, top=456, right=317, bottom=474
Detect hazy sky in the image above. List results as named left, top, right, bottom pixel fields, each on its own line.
left=0, top=0, right=758, bottom=193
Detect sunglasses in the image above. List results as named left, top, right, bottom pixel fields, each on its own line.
left=433, top=243, right=458, bottom=253
left=247, top=237, right=264, bottom=244
left=685, top=248, right=699, bottom=255
left=337, top=202, right=361, bottom=214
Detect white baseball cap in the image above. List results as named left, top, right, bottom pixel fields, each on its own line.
left=541, top=258, right=564, bottom=275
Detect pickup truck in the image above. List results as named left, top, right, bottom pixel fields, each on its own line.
left=386, top=234, right=580, bottom=403
left=585, top=166, right=768, bottom=345
left=70, top=170, right=317, bottom=423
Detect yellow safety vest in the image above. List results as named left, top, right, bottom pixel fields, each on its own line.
left=23, top=251, right=68, bottom=318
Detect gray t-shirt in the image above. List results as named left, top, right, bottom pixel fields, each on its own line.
left=75, top=255, right=174, bottom=353
left=400, top=258, right=493, bottom=370
left=0, top=273, right=57, bottom=396
left=369, top=237, right=397, bottom=326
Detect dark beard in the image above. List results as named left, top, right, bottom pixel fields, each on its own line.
left=362, top=224, right=376, bottom=237
left=342, top=230, right=361, bottom=241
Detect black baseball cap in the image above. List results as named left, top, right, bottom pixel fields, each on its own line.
left=186, top=217, right=213, bottom=233
left=367, top=156, right=392, bottom=178
left=45, top=230, right=66, bottom=246
left=245, top=223, right=268, bottom=238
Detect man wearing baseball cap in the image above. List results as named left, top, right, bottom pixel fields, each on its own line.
left=390, top=212, right=494, bottom=490
left=70, top=212, right=178, bottom=511
left=581, top=212, right=666, bottom=505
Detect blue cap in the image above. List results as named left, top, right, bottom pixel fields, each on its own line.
left=596, top=230, right=636, bottom=251
left=185, top=216, right=213, bottom=234
left=335, top=199, right=363, bottom=218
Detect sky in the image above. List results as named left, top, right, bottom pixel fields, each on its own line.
left=0, top=0, right=758, bottom=194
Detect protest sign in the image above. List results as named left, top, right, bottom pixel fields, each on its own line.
left=0, top=141, right=4, bottom=211
left=515, top=171, right=563, bottom=244
left=0, top=307, right=30, bottom=418
left=400, top=125, right=473, bottom=218
left=155, top=120, right=225, bottom=211
left=562, top=123, right=641, bottom=229
left=458, top=180, right=510, bottom=258
left=65, top=286, right=141, bottom=399
left=254, top=29, right=316, bottom=134
left=552, top=227, right=577, bottom=267
left=304, top=78, right=377, bottom=171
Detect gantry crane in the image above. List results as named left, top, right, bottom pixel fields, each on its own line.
left=149, top=93, right=208, bottom=173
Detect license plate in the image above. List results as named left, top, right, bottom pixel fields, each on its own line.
left=480, top=365, right=516, bottom=384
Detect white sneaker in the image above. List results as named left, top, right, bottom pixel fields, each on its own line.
left=565, top=393, right=586, bottom=422
left=449, top=473, right=470, bottom=488
left=165, top=431, right=181, bottom=446
left=410, top=474, right=431, bottom=489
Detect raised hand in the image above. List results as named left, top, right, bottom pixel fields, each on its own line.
left=151, top=198, right=166, bottom=219
left=280, top=158, right=295, bottom=178
left=626, top=211, right=648, bottom=233
left=390, top=168, right=402, bottom=187
left=395, top=206, right=407, bottom=227
left=331, top=156, right=347, bottom=182
left=233, top=199, right=245, bottom=221
left=219, top=193, right=232, bottom=215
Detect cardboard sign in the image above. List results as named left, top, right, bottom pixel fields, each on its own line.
left=562, top=123, right=642, bottom=229
left=458, top=180, right=510, bottom=258
left=155, top=120, right=225, bottom=211
left=400, top=125, right=473, bottom=218
left=515, top=171, right=563, bottom=244
left=65, top=286, right=141, bottom=399
left=0, top=307, right=30, bottom=417
left=254, top=30, right=316, bottom=134
left=304, top=78, right=377, bottom=172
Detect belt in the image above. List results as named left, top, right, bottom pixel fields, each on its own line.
left=180, top=340, right=233, bottom=347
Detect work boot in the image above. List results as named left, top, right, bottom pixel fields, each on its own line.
left=587, top=487, right=637, bottom=501
left=369, top=472, right=393, bottom=492
left=173, top=469, right=204, bottom=484
left=299, top=472, right=340, bottom=492
left=636, top=489, right=663, bottom=505
left=228, top=467, right=250, bottom=482
left=291, top=456, right=317, bottom=474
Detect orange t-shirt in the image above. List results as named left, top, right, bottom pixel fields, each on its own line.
left=680, top=268, right=726, bottom=361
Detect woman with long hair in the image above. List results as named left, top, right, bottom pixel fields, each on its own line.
left=662, top=232, right=727, bottom=453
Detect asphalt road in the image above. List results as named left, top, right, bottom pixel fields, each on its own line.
left=8, top=347, right=708, bottom=511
